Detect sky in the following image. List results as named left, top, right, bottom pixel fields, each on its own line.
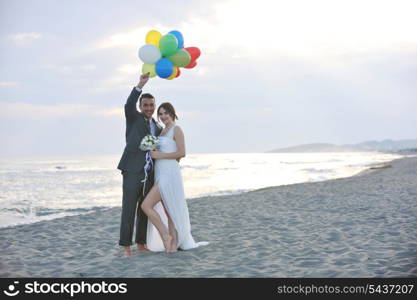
left=1, top=0, right=416, bottom=156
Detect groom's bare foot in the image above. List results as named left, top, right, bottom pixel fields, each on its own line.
left=123, top=246, right=132, bottom=257
left=137, top=244, right=150, bottom=253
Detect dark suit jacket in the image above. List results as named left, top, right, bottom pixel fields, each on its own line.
left=117, top=87, right=162, bottom=173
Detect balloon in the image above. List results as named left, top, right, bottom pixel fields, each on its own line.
left=155, top=58, right=174, bottom=78
left=168, top=30, right=184, bottom=49
left=138, top=44, right=161, bottom=64
left=166, top=67, right=179, bottom=80
left=145, top=30, right=162, bottom=47
left=142, top=63, right=156, bottom=77
left=167, top=49, right=191, bottom=67
left=184, top=60, right=197, bottom=69
left=159, top=34, right=178, bottom=57
left=184, top=47, right=201, bottom=61
left=138, top=30, right=201, bottom=80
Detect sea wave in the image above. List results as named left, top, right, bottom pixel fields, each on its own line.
left=180, top=164, right=211, bottom=170
left=0, top=206, right=112, bottom=229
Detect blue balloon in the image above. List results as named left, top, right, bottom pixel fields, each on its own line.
left=168, top=30, right=184, bottom=49
left=155, top=58, right=174, bottom=78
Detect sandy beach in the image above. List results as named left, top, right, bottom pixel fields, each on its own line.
left=1, top=156, right=416, bottom=278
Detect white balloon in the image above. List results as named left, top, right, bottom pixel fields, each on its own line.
left=138, top=44, right=161, bottom=64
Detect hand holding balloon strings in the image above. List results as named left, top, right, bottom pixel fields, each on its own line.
left=137, top=72, right=150, bottom=89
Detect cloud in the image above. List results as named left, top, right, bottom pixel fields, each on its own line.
left=0, top=81, right=18, bottom=87
left=8, top=32, right=43, bottom=45
left=176, top=0, right=417, bottom=59
left=0, top=102, right=122, bottom=119
left=95, top=107, right=123, bottom=117
left=89, top=74, right=133, bottom=93
left=117, top=64, right=139, bottom=74
left=39, top=64, right=96, bottom=73
left=83, top=0, right=417, bottom=78
left=1, top=0, right=416, bottom=155
left=91, top=26, right=168, bottom=50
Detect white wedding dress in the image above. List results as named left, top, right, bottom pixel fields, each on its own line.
left=146, top=125, right=209, bottom=251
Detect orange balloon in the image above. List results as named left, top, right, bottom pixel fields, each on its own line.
left=166, top=67, right=179, bottom=80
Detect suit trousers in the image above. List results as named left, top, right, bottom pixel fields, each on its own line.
left=119, top=170, right=154, bottom=246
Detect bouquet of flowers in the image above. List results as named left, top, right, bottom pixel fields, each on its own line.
left=140, top=134, right=159, bottom=151
left=139, top=135, right=159, bottom=195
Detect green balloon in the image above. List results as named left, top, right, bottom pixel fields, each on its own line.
left=142, top=63, right=156, bottom=77
left=168, top=49, right=191, bottom=67
left=159, top=34, right=178, bottom=57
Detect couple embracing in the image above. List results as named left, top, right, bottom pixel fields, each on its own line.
left=117, top=72, right=208, bottom=257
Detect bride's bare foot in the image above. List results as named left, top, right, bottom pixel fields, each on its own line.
left=162, top=234, right=173, bottom=253
left=170, top=236, right=178, bottom=253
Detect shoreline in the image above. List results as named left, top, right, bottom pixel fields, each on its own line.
left=1, top=155, right=416, bottom=277
left=0, top=154, right=408, bottom=230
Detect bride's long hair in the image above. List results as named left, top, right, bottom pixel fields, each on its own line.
left=157, top=102, right=178, bottom=121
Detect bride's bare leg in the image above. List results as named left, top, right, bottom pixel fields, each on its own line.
left=161, top=201, right=178, bottom=252
left=167, top=216, right=178, bottom=252
left=141, top=185, right=172, bottom=253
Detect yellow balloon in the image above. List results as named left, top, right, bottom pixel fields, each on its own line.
left=166, top=67, right=178, bottom=80
left=145, top=30, right=162, bottom=47
left=142, top=63, right=156, bottom=78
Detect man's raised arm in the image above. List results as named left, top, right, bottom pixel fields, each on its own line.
left=124, top=72, right=150, bottom=119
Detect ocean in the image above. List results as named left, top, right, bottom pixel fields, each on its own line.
left=0, top=151, right=403, bottom=228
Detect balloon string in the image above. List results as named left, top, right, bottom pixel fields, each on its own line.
left=141, top=151, right=154, bottom=196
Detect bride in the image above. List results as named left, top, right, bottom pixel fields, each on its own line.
left=141, top=102, right=209, bottom=253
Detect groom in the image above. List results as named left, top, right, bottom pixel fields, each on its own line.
left=117, top=72, right=162, bottom=257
